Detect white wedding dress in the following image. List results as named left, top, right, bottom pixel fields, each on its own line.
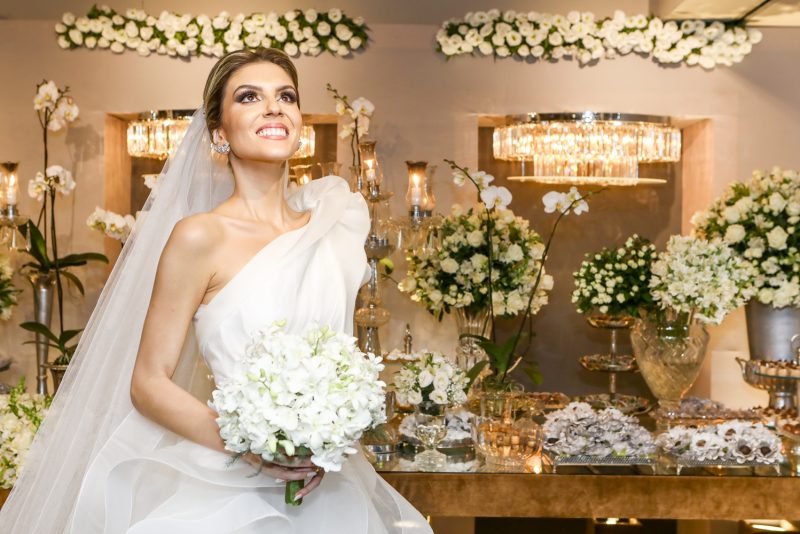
left=67, top=176, right=432, bottom=533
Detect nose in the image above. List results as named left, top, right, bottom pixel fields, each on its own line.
left=263, top=97, right=282, bottom=116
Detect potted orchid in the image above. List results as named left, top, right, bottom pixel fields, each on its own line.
left=20, top=81, right=107, bottom=393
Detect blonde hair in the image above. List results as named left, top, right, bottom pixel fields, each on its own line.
left=203, top=47, right=300, bottom=136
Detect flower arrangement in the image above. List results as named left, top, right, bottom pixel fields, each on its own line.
left=55, top=5, right=368, bottom=59
left=400, top=160, right=597, bottom=388
left=393, top=351, right=469, bottom=406
left=572, top=234, right=657, bottom=317
left=0, top=380, right=50, bottom=489
left=0, top=255, right=19, bottom=321
left=400, top=204, right=550, bottom=318
left=325, top=84, right=374, bottom=169
left=657, top=421, right=783, bottom=464
left=20, top=81, right=107, bottom=366
left=650, top=235, right=755, bottom=325
left=210, top=322, right=385, bottom=505
left=543, top=402, right=655, bottom=457
left=435, top=9, right=762, bottom=69
left=86, top=207, right=136, bottom=243
left=693, top=167, right=800, bottom=308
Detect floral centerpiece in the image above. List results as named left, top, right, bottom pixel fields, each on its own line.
left=572, top=234, right=657, bottom=318
left=631, top=235, right=754, bottom=413
left=400, top=203, right=550, bottom=319
left=21, top=81, right=107, bottom=377
left=657, top=421, right=783, bottom=464
left=210, top=322, right=385, bottom=505
left=393, top=351, right=469, bottom=407
left=0, top=380, right=50, bottom=489
left=692, top=167, right=800, bottom=308
left=0, top=255, right=19, bottom=321
left=543, top=402, right=655, bottom=458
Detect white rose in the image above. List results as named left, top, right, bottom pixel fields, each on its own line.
left=723, top=205, right=741, bottom=223
left=110, top=41, right=125, bottom=53
left=284, top=42, right=299, bottom=56
left=349, top=36, right=363, bottom=49
left=724, top=224, right=746, bottom=244
left=440, top=258, right=459, bottom=274
left=62, top=12, right=76, bottom=25
left=418, top=369, right=434, bottom=388
left=68, top=29, right=84, bottom=45
left=85, top=36, right=97, bottom=49
left=328, top=8, right=343, bottom=23
left=317, top=21, right=331, bottom=36
left=769, top=192, right=787, bottom=213
left=767, top=226, right=788, bottom=250
left=430, top=389, right=448, bottom=404
left=429, top=290, right=443, bottom=303
left=305, top=9, right=318, bottom=23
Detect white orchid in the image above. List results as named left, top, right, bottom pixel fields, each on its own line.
left=543, top=187, right=589, bottom=215
left=479, top=185, right=512, bottom=210
left=86, top=207, right=137, bottom=243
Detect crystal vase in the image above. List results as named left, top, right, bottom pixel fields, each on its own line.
left=454, top=306, right=491, bottom=372
left=413, top=401, right=448, bottom=471
left=630, top=316, right=709, bottom=415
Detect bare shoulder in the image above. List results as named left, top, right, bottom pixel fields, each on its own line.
left=165, top=213, right=225, bottom=258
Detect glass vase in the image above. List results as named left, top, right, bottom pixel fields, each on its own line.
left=454, top=306, right=491, bottom=373
left=413, top=401, right=448, bottom=471
left=471, top=389, right=542, bottom=471
left=630, top=316, right=709, bottom=416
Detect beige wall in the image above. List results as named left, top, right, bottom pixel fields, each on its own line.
left=1, top=3, right=800, bottom=400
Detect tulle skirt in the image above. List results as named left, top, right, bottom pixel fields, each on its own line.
left=70, top=411, right=431, bottom=533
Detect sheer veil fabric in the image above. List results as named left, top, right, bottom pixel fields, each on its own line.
left=0, top=110, right=238, bottom=532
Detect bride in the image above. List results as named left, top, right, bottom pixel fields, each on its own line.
left=0, top=48, right=432, bottom=533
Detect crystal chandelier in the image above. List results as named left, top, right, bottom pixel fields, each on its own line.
left=493, top=112, right=681, bottom=186
left=127, top=110, right=193, bottom=160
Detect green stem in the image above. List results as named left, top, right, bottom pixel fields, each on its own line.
left=285, top=479, right=304, bottom=506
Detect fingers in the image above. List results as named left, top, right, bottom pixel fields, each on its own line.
left=295, top=470, right=325, bottom=499
left=263, top=462, right=317, bottom=481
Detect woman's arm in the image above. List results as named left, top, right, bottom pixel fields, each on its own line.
left=130, top=215, right=226, bottom=451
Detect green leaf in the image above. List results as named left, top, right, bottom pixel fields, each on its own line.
left=58, top=252, right=108, bottom=267
left=59, top=329, right=82, bottom=344
left=61, top=271, right=85, bottom=295
left=22, top=222, right=51, bottom=269
left=523, top=363, right=544, bottom=385
left=465, top=359, right=489, bottom=389
left=20, top=322, right=61, bottom=343
left=476, top=335, right=518, bottom=377
left=379, top=257, right=394, bottom=275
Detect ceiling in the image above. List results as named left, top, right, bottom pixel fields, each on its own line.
left=652, top=0, right=800, bottom=25
left=2, top=0, right=798, bottom=26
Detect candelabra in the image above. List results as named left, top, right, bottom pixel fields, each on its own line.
left=393, top=161, right=441, bottom=253
left=353, top=141, right=395, bottom=355
left=0, top=162, right=28, bottom=250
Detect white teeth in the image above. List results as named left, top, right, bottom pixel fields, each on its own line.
left=257, top=127, right=288, bottom=137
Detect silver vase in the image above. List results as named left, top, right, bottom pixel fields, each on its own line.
left=27, top=271, right=56, bottom=396
left=744, top=301, right=800, bottom=409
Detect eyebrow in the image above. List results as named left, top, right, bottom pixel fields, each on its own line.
left=233, top=83, right=297, bottom=94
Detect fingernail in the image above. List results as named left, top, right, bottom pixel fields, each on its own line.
left=275, top=478, right=285, bottom=483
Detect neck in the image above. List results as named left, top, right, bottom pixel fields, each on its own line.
left=228, top=157, right=292, bottom=222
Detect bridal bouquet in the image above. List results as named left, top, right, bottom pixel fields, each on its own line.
left=210, top=322, right=386, bottom=505
left=0, top=381, right=50, bottom=489
left=393, top=351, right=469, bottom=406
left=692, top=167, right=800, bottom=308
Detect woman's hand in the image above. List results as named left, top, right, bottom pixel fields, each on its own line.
left=243, top=453, right=325, bottom=499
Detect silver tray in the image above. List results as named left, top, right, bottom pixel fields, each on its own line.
left=550, top=454, right=655, bottom=466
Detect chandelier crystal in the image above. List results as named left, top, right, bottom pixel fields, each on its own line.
left=493, top=112, right=681, bottom=186
left=127, top=110, right=193, bottom=160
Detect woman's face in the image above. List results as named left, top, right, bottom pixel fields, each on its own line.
left=217, top=61, right=302, bottom=163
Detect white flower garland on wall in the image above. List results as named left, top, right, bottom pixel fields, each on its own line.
left=55, top=5, right=368, bottom=58
left=436, top=9, right=762, bottom=69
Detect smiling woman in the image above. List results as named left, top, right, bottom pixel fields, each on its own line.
left=0, top=47, right=432, bottom=534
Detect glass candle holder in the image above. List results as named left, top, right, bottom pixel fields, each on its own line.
left=318, top=161, right=342, bottom=177
left=405, top=161, right=429, bottom=218
left=422, top=164, right=437, bottom=216
left=0, top=162, right=20, bottom=207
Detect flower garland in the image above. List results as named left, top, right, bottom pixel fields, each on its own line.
left=436, top=10, right=762, bottom=69
left=55, top=5, right=369, bottom=59
left=693, top=167, right=800, bottom=308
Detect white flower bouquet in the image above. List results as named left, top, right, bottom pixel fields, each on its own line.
left=0, top=255, right=19, bottom=321
left=393, top=351, right=469, bottom=406
left=210, top=322, right=386, bottom=505
left=543, top=402, right=655, bottom=458
left=435, top=9, right=761, bottom=69
left=400, top=204, right=551, bottom=319
left=0, top=381, right=50, bottom=489
left=650, top=235, right=755, bottom=325
left=657, top=421, right=783, bottom=464
left=572, top=234, right=657, bottom=317
left=693, top=167, right=800, bottom=308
